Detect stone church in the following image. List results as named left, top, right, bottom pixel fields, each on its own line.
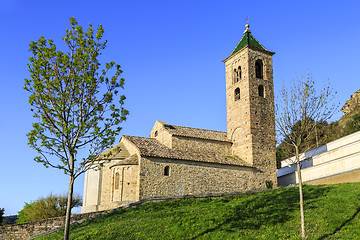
left=81, top=24, right=277, bottom=213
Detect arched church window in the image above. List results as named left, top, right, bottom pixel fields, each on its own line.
left=255, top=59, right=263, bottom=79
left=154, top=130, right=158, bottom=137
left=114, top=172, right=120, bottom=190
left=234, top=88, right=240, bottom=101
left=258, top=85, right=265, bottom=97
left=164, top=166, right=170, bottom=176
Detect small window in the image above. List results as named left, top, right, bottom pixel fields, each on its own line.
left=234, top=88, right=240, bottom=101
left=258, top=85, right=264, bottom=97
left=233, top=68, right=237, bottom=83
left=114, top=172, right=120, bottom=190
left=238, top=66, right=241, bottom=81
left=154, top=130, right=158, bottom=137
left=164, top=166, right=170, bottom=176
left=255, top=59, right=263, bottom=79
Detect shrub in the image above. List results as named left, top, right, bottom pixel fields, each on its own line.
left=17, top=194, right=82, bottom=223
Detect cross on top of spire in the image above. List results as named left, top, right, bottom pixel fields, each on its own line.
left=244, top=16, right=251, bottom=33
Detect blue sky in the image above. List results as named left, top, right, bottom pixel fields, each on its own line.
left=1, top=0, right=359, bottom=215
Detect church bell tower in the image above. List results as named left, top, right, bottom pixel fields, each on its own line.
left=223, top=24, right=277, bottom=186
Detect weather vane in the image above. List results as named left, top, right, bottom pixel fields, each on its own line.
left=246, top=16, right=249, bottom=24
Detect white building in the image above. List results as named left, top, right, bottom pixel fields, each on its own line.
left=277, top=130, right=360, bottom=186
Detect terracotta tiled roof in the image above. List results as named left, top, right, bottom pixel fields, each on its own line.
left=161, top=123, right=231, bottom=143
left=100, top=142, right=130, bottom=159
left=109, top=154, right=139, bottom=168
left=123, top=135, right=252, bottom=167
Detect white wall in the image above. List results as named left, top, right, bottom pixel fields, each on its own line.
left=277, top=130, right=360, bottom=186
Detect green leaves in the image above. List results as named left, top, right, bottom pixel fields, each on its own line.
left=16, top=193, right=82, bottom=223
left=24, top=17, right=128, bottom=179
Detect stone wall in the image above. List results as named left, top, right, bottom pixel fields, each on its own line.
left=149, top=121, right=232, bottom=155
left=82, top=160, right=140, bottom=213
left=172, top=136, right=232, bottom=155
left=139, top=156, right=255, bottom=200
left=225, top=47, right=253, bottom=163
left=98, top=164, right=140, bottom=211
left=0, top=211, right=101, bottom=240
left=150, top=120, right=173, bottom=148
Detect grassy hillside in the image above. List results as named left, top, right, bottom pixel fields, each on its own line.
left=37, top=183, right=360, bottom=240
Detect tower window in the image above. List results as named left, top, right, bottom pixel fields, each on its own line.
left=154, top=130, right=158, bottom=137
left=233, top=69, right=237, bottom=83
left=234, top=88, right=240, bottom=101
left=233, top=66, right=241, bottom=83
left=255, top=59, right=263, bottom=79
left=237, top=66, right=241, bottom=82
left=164, top=166, right=170, bottom=176
left=258, top=85, right=265, bottom=97
left=114, top=172, right=120, bottom=190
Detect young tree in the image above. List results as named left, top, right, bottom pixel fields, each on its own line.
left=17, top=194, right=82, bottom=223
left=24, top=17, right=128, bottom=239
left=275, top=74, right=338, bottom=239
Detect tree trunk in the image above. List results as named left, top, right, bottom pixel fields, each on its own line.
left=295, top=146, right=306, bottom=239
left=63, top=174, right=74, bottom=240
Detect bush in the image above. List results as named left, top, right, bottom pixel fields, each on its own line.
left=17, top=194, right=82, bottom=223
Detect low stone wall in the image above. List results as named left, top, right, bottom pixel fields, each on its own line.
left=0, top=211, right=102, bottom=240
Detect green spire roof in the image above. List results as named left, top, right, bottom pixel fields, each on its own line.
left=230, top=24, right=267, bottom=55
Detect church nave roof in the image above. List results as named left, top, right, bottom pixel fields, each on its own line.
left=123, top=135, right=252, bottom=168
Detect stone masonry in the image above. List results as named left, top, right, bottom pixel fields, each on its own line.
left=223, top=25, right=277, bottom=187
left=0, top=212, right=100, bottom=240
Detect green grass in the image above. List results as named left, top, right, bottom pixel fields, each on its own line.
left=37, top=183, right=360, bottom=239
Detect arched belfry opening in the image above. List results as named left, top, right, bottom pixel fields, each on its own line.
left=233, top=66, right=241, bottom=83
left=255, top=59, right=263, bottom=79
left=234, top=88, right=240, bottom=101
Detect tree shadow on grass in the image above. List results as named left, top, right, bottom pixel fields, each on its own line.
left=317, top=206, right=360, bottom=240
left=191, top=185, right=333, bottom=239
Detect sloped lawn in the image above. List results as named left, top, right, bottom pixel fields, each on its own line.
left=37, top=182, right=360, bottom=239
